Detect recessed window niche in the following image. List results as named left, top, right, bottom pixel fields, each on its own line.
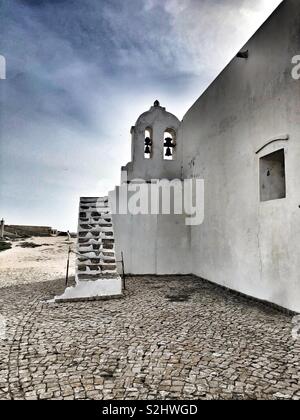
left=260, top=149, right=286, bottom=202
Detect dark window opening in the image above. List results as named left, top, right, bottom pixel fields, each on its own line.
left=260, top=149, right=286, bottom=202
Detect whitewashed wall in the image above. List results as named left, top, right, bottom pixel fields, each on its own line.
left=111, top=0, right=300, bottom=312
left=110, top=188, right=192, bottom=275
left=181, top=0, right=300, bottom=312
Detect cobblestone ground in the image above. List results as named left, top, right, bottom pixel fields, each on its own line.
left=0, top=276, right=299, bottom=400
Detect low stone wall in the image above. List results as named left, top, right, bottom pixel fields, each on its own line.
left=5, top=225, right=54, bottom=237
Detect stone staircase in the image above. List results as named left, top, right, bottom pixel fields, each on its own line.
left=54, top=196, right=122, bottom=302
left=77, top=197, right=118, bottom=281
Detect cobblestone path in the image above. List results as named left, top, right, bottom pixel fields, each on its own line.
left=0, top=276, right=299, bottom=400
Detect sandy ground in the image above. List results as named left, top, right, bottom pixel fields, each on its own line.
left=0, top=237, right=76, bottom=288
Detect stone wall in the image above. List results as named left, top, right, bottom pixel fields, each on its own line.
left=5, top=225, right=54, bottom=237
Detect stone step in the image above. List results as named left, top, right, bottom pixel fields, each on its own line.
left=80, top=205, right=110, bottom=211
left=81, top=209, right=110, bottom=214
left=79, top=223, right=112, bottom=228
left=79, top=226, right=113, bottom=233
left=79, top=215, right=112, bottom=221
left=77, top=258, right=116, bottom=264
left=78, top=230, right=113, bottom=237
left=79, top=212, right=111, bottom=219
left=78, top=264, right=117, bottom=271
left=80, top=199, right=109, bottom=204
left=79, top=244, right=114, bottom=251
left=77, top=273, right=119, bottom=281
left=81, top=197, right=108, bottom=203
left=78, top=253, right=116, bottom=261
left=78, top=232, right=114, bottom=239
left=78, top=259, right=116, bottom=266
left=79, top=252, right=115, bottom=259
left=78, top=265, right=102, bottom=272
left=79, top=220, right=112, bottom=226
left=78, top=238, right=105, bottom=244
left=78, top=237, right=111, bottom=246
left=78, top=252, right=100, bottom=258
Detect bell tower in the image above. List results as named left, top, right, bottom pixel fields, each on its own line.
left=122, top=101, right=181, bottom=182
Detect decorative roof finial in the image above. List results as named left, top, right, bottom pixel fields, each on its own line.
left=154, top=100, right=160, bottom=107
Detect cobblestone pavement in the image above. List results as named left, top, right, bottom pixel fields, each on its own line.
left=0, top=275, right=299, bottom=400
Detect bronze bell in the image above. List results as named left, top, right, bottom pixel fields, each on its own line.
left=145, top=137, right=152, bottom=146
left=165, top=147, right=172, bottom=157
left=145, top=145, right=151, bottom=155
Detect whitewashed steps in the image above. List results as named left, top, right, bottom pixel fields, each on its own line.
left=53, top=196, right=122, bottom=302
left=76, top=197, right=119, bottom=282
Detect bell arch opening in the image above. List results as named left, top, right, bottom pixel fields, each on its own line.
left=163, top=128, right=176, bottom=160
left=144, top=127, right=153, bottom=159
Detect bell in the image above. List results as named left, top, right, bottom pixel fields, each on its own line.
left=145, top=137, right=152, bottom=146
left=164, top=137, right=173, bottom=148
left=145, top=145, right=151, bottom=155
left=165, top=147, right=172, bottom=157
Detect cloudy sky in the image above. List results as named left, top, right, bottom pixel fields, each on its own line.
left=0, top=0, right=282, bottom=231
